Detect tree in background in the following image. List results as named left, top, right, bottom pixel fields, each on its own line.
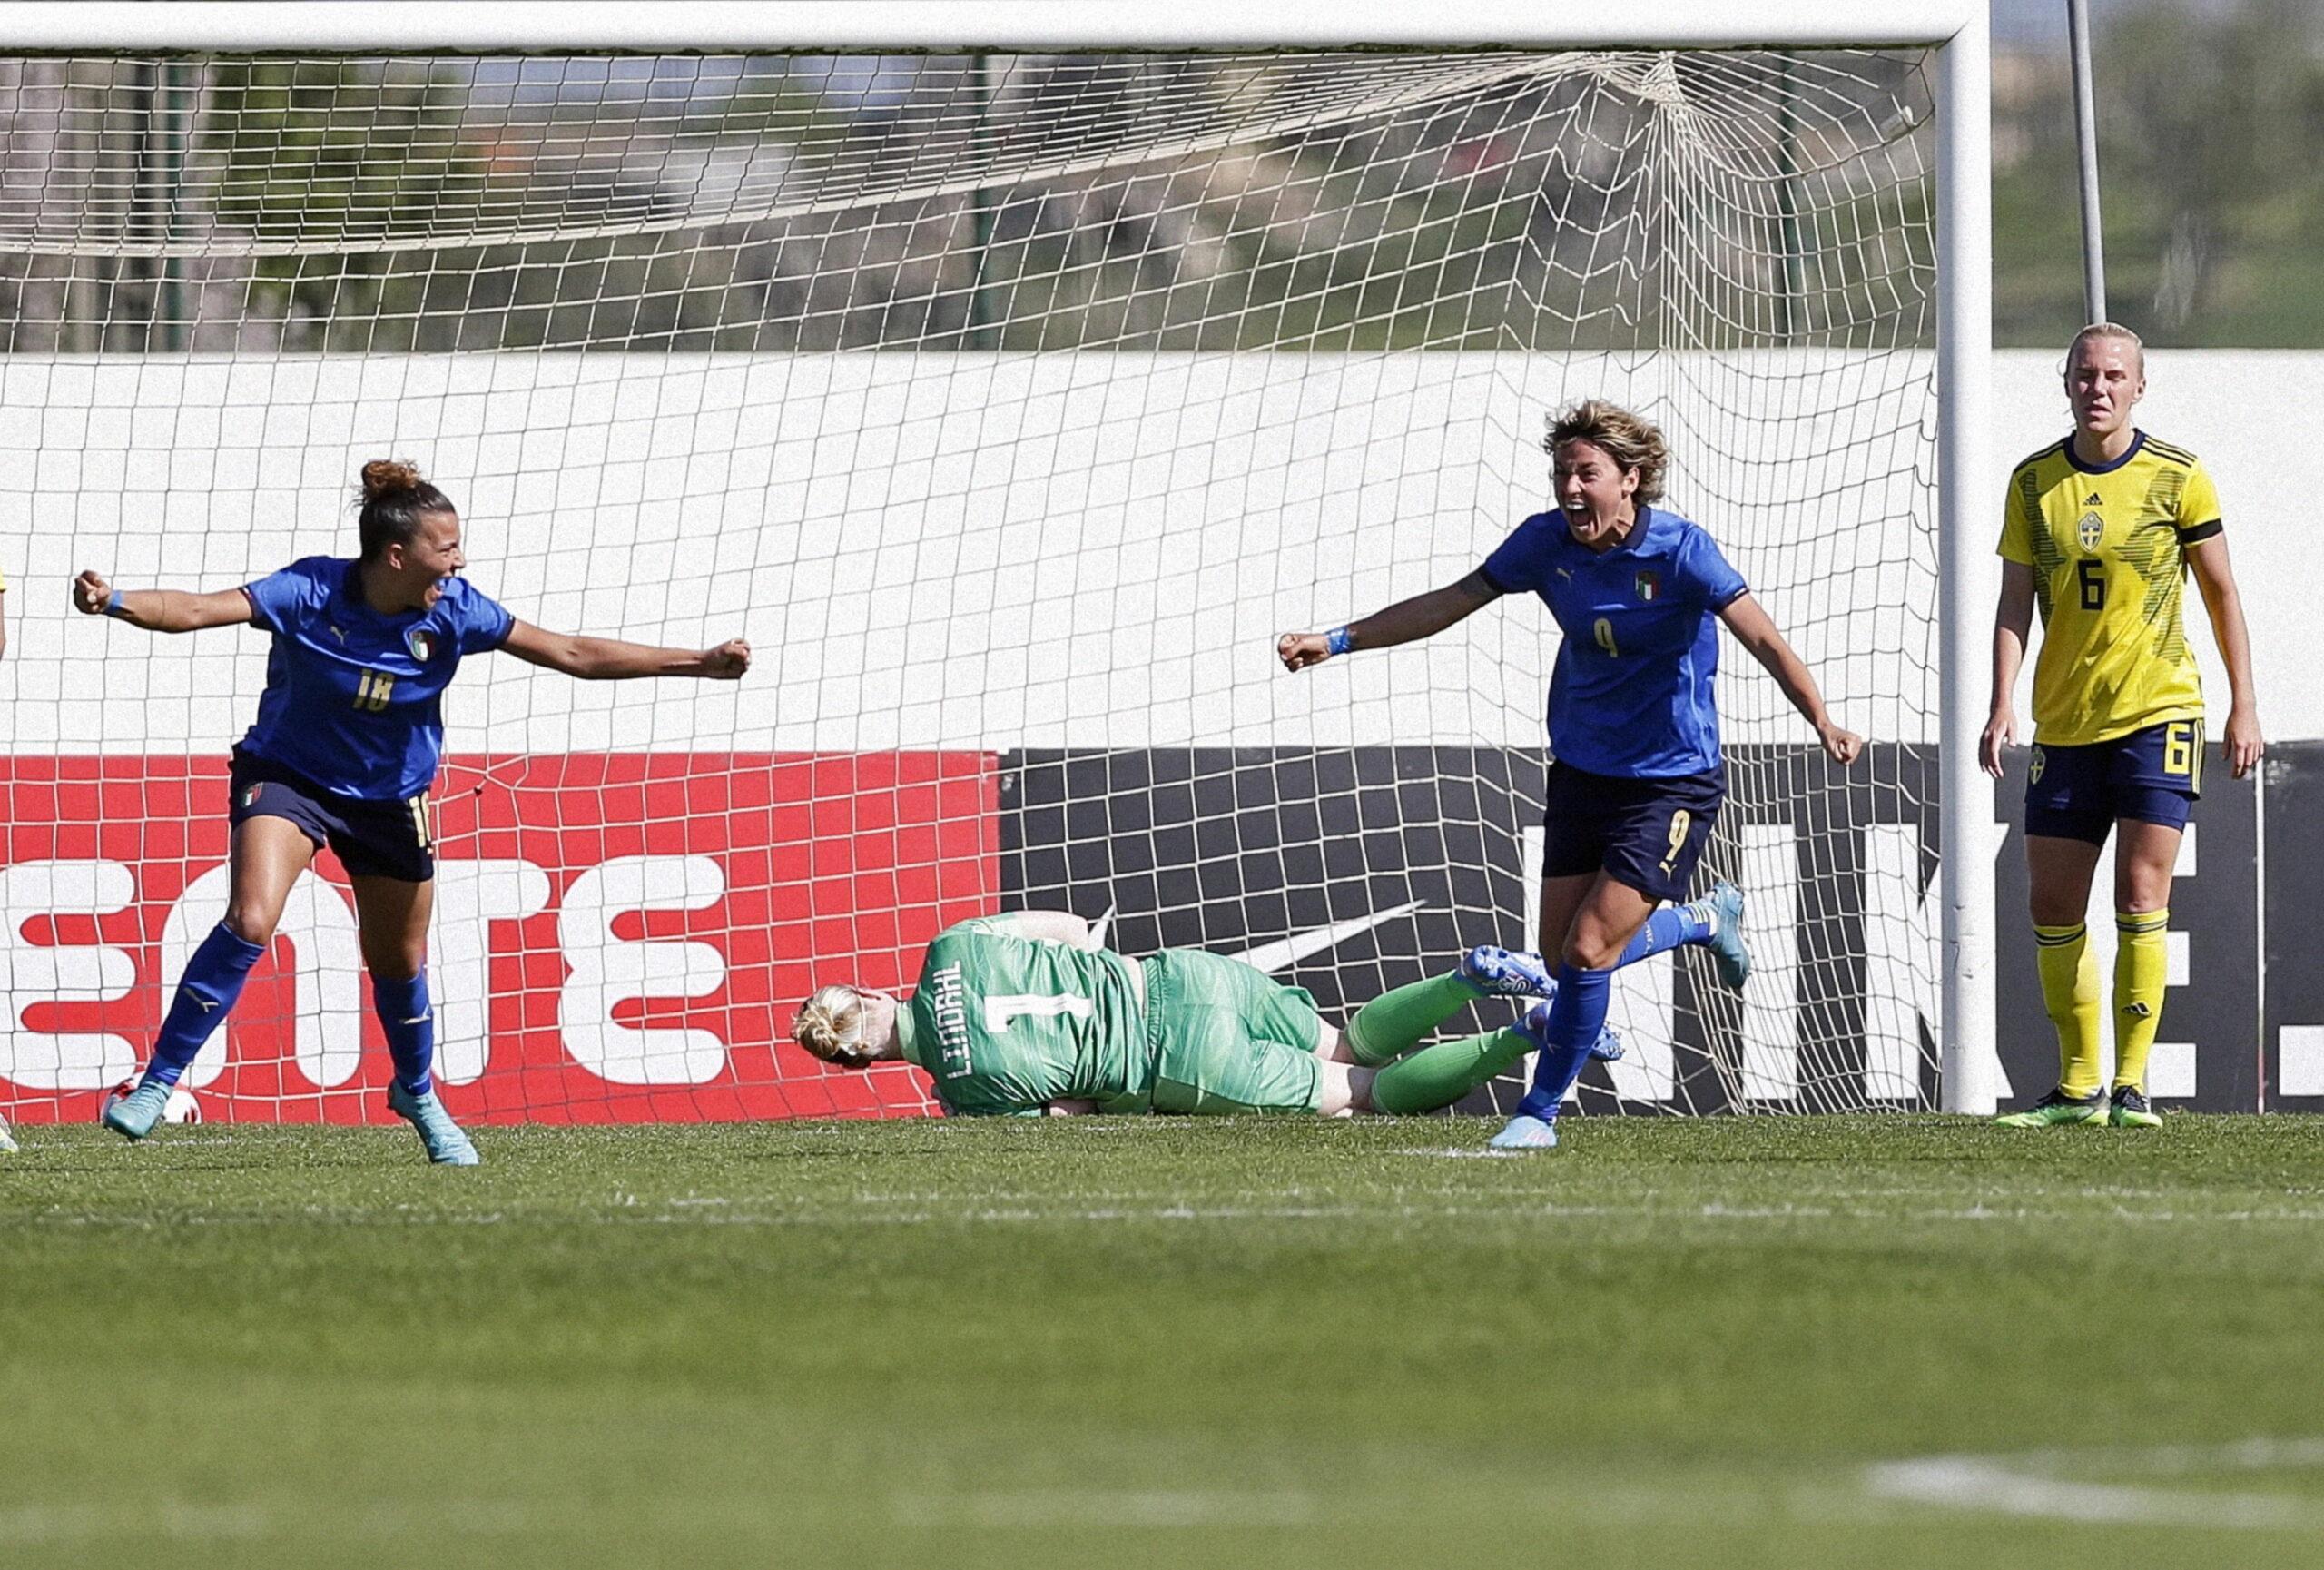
left=1994, top=0, right=2324, bottom=347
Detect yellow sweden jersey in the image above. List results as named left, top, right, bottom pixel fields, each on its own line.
left=1998, top=430, right=2222, bottom=746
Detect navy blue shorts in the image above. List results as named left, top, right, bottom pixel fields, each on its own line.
left=1541, top=762, right=1724, bottom=903
left=2024, top=720, right=2203, bottom=847
left=228, top=748, right=436, bottom=883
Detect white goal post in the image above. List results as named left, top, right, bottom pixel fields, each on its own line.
left=0, top=1, right=1997, bottom=1120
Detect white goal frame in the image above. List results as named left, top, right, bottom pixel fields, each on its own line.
left=15, top=0, right=2001, bottom=1114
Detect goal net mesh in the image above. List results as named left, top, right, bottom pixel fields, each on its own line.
left=0, top=48, right=1941, bottom=1123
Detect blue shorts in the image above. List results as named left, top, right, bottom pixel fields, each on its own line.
left=2024, top=720, right=2203, bottom=847
left=229, top=748, right=437, bottom=883
left=1541, top=762, right=1724, bottom=903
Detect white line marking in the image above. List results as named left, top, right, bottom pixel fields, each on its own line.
left=1394, top=1147, right=1538, bottom=1160
left=1865, top=1438, right=2324, bottom=1530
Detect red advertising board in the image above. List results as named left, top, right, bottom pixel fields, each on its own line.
left=0, top=753, right=996, bottom=1123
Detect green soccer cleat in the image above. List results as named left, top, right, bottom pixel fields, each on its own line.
left=1705, top=882, right=1751, bottom=991
left=2109, top=1086, right=2162, bottom=1128
left=1993, top=1086, right=2109, bottom=1129
left=387, top=1081, right=481, bottom=1167
left=103, top=1077, right=177, bottom=1141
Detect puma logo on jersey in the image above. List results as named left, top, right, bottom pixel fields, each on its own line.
left=329, top=624, right=348, bottom=644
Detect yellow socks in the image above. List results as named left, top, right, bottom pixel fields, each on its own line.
left=2112, top=909, right=2170, bottom=1094
left=2034, top=922, right=2103, bottom=1098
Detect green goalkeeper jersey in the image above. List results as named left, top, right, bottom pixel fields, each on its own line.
left=893, top=918, right=1151, bottom=1117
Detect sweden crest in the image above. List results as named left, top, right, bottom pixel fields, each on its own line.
left=2076, top=510, right=2103, bottom=549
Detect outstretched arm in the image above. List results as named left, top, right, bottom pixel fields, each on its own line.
left=1718, top=592, right=1863, bottom=765
left=500, top=620, right=749, bottom=681
left=2185, top=535, right=2264, bottom=778
left=1278, top=570, right=1502, bottom=672
left=1982, top=561, right=2037, bottom=778
left=74, top=570, right=253, bottom=633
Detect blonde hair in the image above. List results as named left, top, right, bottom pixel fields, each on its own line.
left=793, top=983, right=874, bottom=1067
left=2066, top=321, right=2146, bottom=377
left=1542, top=400, right=1669, bottom=503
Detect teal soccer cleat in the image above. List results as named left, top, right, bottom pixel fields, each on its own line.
left=103, top=1077, right=177, bottom=1141
left=1705, top=881, right=1751, bottom=991
left=1488, top=1112, right=1560, bottom=1150
left=387, top=1081, right=481, bottom=1167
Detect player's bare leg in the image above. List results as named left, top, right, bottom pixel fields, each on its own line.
left=109, top=816, right=314, bottom=1141
left=1317, top=1061, right=1377, bottom=1117
left=353, top=874, right=477, bottom=1166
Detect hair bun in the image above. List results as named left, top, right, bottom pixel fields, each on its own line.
left=360, top=459, right=424, bottom=500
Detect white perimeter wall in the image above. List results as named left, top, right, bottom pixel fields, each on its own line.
left=0, top=348, right=2308, bottom=756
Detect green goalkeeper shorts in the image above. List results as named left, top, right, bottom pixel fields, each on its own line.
left=1137, top=949, right=1328, bottom=1115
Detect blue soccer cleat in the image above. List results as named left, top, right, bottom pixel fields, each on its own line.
left=1515, top=1000, right=1625, bottom=1063
left=387, top=1081, right=481, bottom=1167
left=103, top=1076, right=177, bottom=1142
left=1461, top=944, right=1556, bottom=998
left=1705, top=881, right=1752, bottom=992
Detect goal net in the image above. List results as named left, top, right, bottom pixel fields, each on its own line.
left=0, top=45, right=1942, bottom=1124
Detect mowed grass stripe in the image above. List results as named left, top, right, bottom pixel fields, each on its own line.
left=5, top=1116, right=2324, bottom=1570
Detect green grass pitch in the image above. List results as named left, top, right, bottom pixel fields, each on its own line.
left=6, top=1114, right=2324, bottom=1568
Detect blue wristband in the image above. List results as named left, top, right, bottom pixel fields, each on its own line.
left=1325, top=626, right=1354, bottom=657
left=103, top=592, right=133, bottom=618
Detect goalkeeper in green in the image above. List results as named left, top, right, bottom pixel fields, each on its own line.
left=792, top=912, right=1616, bottom=1117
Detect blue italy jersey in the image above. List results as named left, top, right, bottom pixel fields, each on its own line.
left=1481, top=505, right=1748, bottom=778
left=239, top=557, right=514, bottom=800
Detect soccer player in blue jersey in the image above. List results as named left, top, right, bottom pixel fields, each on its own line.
left=74, top=459, right=750, bottom=1164
left=1280, top=400, right=1862, bottom=1149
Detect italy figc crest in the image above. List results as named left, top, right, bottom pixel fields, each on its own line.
left=406, top=627, right=437, bottom=663
left=1634, top=570, right=1661, bottom=602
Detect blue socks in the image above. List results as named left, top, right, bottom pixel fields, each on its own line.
left=372, top=970, right=436, bottom=1097
left=1511, top=900, right=1718, bottom=1121
left=1617, top=899, right=1716, bottom=967
left=146, top=926, right=440, bottom=1098
left=1516, top=962, right=1612, bottom=1121
left=146, top=923, right=269, bottom=1086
